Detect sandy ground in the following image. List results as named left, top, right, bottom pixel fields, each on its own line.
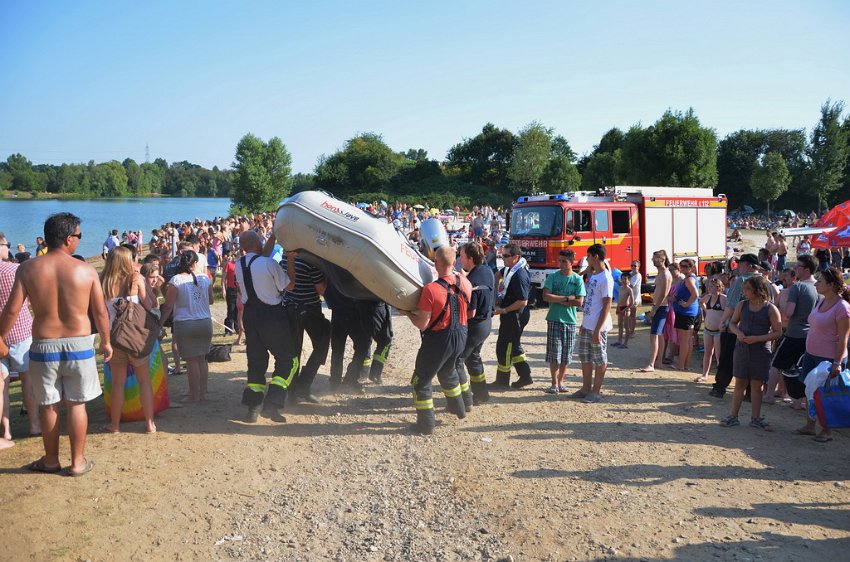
left=2, top=230, right=848, bottom=561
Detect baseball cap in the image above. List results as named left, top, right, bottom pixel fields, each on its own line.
left=739, top=253, right=759, bottom=266
left=757, top=260, right=772, bottom=272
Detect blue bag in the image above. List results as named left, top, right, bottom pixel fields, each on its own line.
left=813, top=370, right=850, bottom=429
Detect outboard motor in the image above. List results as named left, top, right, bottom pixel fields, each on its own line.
left=418, top=217, right=449, bottom=260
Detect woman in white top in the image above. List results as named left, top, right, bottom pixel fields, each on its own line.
left=101, top=246, right=156, bottom=433
left=160, top=250, right=214, bottom=403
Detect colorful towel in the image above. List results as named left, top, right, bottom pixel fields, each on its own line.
left=103, top=340, right=170, bottom=422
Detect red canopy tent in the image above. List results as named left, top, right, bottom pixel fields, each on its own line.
left=810, top=201, right=850, bottom=248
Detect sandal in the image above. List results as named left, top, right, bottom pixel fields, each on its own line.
left=557, top=385, right=569, bottom=393
left=27, top=457, right=63, bottom=473
left=813, top=434, right=834, bottom=443
left=544, top=386, right=559, bottom=394
left=67, top=458, right=95, bottom=477
left=662, top=358, right=673, bottom=365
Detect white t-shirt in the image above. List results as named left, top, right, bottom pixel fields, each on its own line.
left=169, top=273, right=212, bottom=322
left=234, top=253, right=291, bottom=306
left=629, top=271, right=642, bottom=303
left=581, top=269, right=614, bottom=332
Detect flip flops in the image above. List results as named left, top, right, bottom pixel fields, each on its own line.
left=27, top=458, right=62, bottom=474
left=67, top=458, right=95, bottom=477
left=813, top=434, right=834, bottom=443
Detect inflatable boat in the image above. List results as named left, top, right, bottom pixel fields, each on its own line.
left=274, top=191, right=440, bottom=311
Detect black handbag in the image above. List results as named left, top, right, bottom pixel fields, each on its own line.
left=206, top=343, right=232, bottom=362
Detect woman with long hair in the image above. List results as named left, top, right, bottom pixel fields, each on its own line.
left=160, top=250, right=213, bottom=403
left=102, top=246, right=156, bottom=433
left=791, top=266, right=850, bottom=443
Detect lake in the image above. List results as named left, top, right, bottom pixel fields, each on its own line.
left=0, top=197, right=232, bottom=258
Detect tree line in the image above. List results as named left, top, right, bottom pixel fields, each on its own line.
left=4, top=99, right=848, bottom=214
left=0, top=156, right=232, bottom=198
left=232, top=100, right=850, bottom=214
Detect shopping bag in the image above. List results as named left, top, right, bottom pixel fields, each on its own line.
left=812, top=369, right=850, bottom=429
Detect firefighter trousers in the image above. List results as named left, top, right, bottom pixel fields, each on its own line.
left=357, top=300, right=393, bottom=382
left=411, top=325, right=467, bottom=433
left=455, top=317, right=492, bottom=404
left=241, top=301, right=299, bottom=411
left=330, top=305, right=371, bottom=384
left=495, top=309, right=531, bottom=385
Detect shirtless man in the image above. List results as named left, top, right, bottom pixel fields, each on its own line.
left=639, top=250, right=672, bottom=372
left=0, top=213, right=112, bottom=476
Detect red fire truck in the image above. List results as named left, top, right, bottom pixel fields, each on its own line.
left=509, top=186, right=728, bottom=291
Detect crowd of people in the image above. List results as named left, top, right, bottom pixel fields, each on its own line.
left=1, top=200, right=845, bottom=474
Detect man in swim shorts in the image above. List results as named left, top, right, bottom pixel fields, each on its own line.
left=640, top=250, right=672, bottom=372
left=0, top=212, right=112, bottom=476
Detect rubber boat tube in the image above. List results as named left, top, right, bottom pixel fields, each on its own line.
left=275, top=191, right=438, bottom=311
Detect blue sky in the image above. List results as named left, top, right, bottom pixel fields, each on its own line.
left=1, top=1, right=848, bottom=173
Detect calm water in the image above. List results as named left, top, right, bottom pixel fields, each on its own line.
left=0, top=197, right=232, bottom=258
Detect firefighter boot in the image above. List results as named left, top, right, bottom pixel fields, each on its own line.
left=445, top=393, right=467, bottom=420
left=470, top=380, right=490, bottom=405
left=491, top=371, right=510, bottom=390
left=413, top=409, right=436, bottom=435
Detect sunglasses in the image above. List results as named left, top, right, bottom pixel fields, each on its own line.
left=69, top=233, right=82, bottom=239
left=0, top=243, right=10, bottom=249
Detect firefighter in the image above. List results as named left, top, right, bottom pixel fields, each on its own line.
left=455, top=241, right=494, bottom=405
left=355, top=299, right=393, bottom=384
left=493, top=243, right=532, bottom=388
left=325, top=282, right=369, bottom=393
left=235, top=231, right=299, bottom=423
left=399, top=246, right=472, bottom=435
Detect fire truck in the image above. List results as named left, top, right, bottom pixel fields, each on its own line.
left=508, top=186, right=728, bottom=292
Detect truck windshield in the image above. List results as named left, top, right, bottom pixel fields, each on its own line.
left=510, top=206, right=563, bottom=237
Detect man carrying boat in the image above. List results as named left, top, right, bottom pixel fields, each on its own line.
left=399, top=246, right=472, bottom=435
left=235, top=231, right=299, bottom=423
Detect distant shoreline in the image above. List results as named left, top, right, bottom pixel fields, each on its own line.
left=1, top=191, right=230, bottom=200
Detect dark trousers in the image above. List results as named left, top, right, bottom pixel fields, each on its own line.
left=455, top=318, right=492, bottom=402
left=291, top=304, right=331, bottom=396
left=712, top=331, right=738, bottom=396
left=412, top=326, right=467, bottom=432
left=329, top=306, right=371, bottom=383
left=224, top=288, right=238, bottom=333
left=495, top=309, right=531, bottom=384
left=241, top=302, right=298, bottom=410
left=357, top=301, right=393, bottom=381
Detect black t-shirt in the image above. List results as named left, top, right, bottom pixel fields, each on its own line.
left=467, top=265, right=494, bottom=321
left=501, top=266, right=530, bottom=310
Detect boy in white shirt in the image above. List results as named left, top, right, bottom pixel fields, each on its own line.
left=572, top=243, right=613, bottom=403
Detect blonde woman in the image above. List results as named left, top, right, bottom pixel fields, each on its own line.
left=101, top=246, right=156, bottom=433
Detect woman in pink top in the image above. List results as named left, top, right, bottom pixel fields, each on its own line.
left=794, top=266, right=850, bottom=443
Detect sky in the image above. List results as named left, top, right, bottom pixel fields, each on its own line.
left=1, top=0, right=849, bottom=174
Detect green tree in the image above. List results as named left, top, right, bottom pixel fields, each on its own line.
left=123, top=158, right=143, bottom=195
left=579, top=128, right=624, bottom=189
left=446, top=123, right=517, bottom=188
left=314, top=133, right=404, bottom=197
left=541, top=156, right=581, bottom=192
left=750, top=152, right=791, bottom=217
left=809, top=99, right=849, bottom=211
left=618, top=109, right=718, bottom=187
left=717, top=128, right=809, bottom=210
left=231, top=133, right=293, bottom=212
left=508, top=122, right=552, bottom=193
